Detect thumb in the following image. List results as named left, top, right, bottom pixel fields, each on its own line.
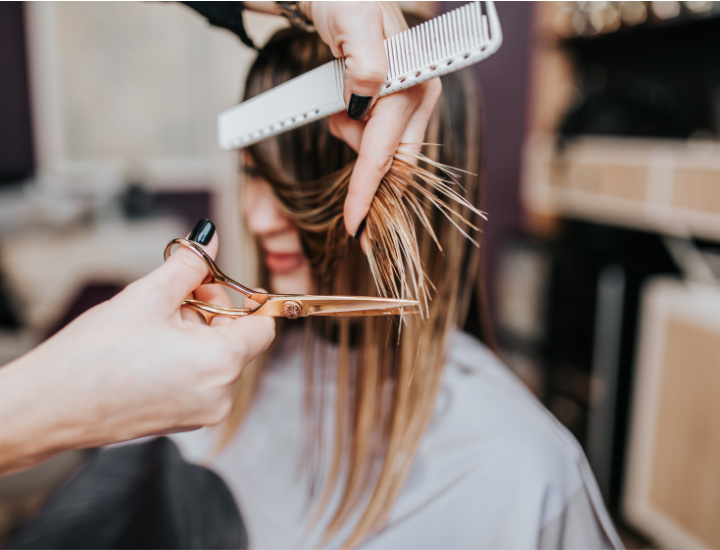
left=147, top=219, right=219, bottom=306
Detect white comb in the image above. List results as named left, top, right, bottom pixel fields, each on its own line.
left=218, top=1, right=502, bottom=150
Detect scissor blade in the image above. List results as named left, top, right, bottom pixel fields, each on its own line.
left=303, top=297, right=420, bottom=317
left=247, top=295, right=419, bottom=318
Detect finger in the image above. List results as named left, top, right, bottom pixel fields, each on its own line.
left=343, top=80, right=441, bottom=236
left=194, top=285, right=233, bottom=309
left=206, top=286, right=265, bottom=327
left=396, top=79, right=442, bottom=159
left=179, top=282, right=234, bottom=325
left=328, top=112, right=364, bottom=153
left=335, top=3, right=389, bottom=118
left=145, top=219, right=219, bottom=308
left=343, top=94, right=416, bottom=236
left=214, top=314, right=276, bottom=364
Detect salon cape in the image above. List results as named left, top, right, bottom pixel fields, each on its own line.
left=173, top=331, right=623, bottom=549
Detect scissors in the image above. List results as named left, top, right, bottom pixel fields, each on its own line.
left=164, top=238, right=420, bottom=324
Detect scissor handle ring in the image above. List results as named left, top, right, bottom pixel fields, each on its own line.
left=163, top=238, right=264, bottom=300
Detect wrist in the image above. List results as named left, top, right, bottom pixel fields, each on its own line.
left=0, top=355, right=65, bottom=474
left=0, top=347, right=100, bottom=475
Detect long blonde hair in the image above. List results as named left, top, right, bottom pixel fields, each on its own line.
left=221, top=23, right=492, bottom=547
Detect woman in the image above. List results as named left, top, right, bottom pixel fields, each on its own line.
left=174, top=25, right=622, bottom=549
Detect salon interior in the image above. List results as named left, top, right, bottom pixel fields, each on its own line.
left=2, top=2, right=720, bottom=548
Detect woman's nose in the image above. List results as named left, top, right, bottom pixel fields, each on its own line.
left=243, top=178, right=292, bottom=237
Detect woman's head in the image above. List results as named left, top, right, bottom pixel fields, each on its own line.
left=242, top=156, right=312, bottom=295
left=232, top=20, right=488, bottom=547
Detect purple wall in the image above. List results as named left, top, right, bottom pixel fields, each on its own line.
left=443, top=1, right=534, bottom=326
left=0, top=2, right=35, bottom=184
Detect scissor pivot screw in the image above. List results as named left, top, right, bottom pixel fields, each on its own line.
left=283, top=300, right=302, bottom=320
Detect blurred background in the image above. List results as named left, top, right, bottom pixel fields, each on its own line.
left=1, top=2, right=720, bottom=548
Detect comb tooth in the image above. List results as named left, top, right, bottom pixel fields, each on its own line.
left=474, top=2, right=483, bottom=48
left=412, top=26, right=419, bottom=72
left=474, top=2, right=484, bottom=48
left=457, top=6, right=465, bottom=54
left=447, top=10, right=455, bottom=57
left=469, top=3, right=477, bottom=48
left=415, top=21, right=422, bottom=67
left=442, top=12, right=450, bottom=60
left=436, top=17, right=443, bottom=62
left=405, top=31, right=413, bottom=74
left=395, top=31, right=401, bottom=76
left=437, top=13, right=444, bottom=60
left=384, top=39, right=391, bottom=80
left=387, top=37, right=395, bottom=80
left=445, top=10, right=452, bottom=57
left=450, top=8, right=461, bottom=57
left=429, top=18, right=437, bottom=65
left=336, top=59, right=344, bottom=95
left=420, top=23, right=428, bottom=67
left=470, top=4, right=477, bottom=49
left=389, top=35, right=397, bottom=79
left=407, top=30, right=417, bottom=75
left=482, top=14, right=490, bottom=47
left=407, top=28, right=414, bottom=75
left=393, top=34, right=400, bottom=78
left=417, top=25, right=424, bottom=70
left=403, top=30, right=410, bottom=75
left=463, top=4, right=472, bottom=51
left=396, top=33, right=404, bottom=76
left=427, top=20, right=434, bottom=66
left=425, top=20, right=432, bottom=67
left=394, top=34, right=401, bottom=78
left=437, top=14, right=445, bottom=60
left=425, top=22, right=433, bottom=65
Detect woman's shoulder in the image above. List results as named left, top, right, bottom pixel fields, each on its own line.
left=388, top=331, right=623, bottom=548
left=434, top=331, right=584, bottom=468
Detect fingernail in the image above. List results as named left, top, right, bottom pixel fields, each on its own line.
left=189, top=218, right=215, bottom=245
left=347, top=94, right=372, bottom=120
left=353, top=217, right=367, bottom=240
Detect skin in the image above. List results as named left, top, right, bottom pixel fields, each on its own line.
left=243, top=156, right=312, bottom=295
left=0, top=0, right=437, bottom=476
left=245, top=1, right=442, bottom=236
left=0, top=234, right=274, bottom=476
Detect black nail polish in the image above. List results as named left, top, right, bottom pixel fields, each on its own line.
left=347, top=94, right=372, bottom=120
left=353, top=217, right=367, bottom=240
left=189, top=218, right=215, bottom=245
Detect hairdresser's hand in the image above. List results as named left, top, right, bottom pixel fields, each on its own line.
left=306, top=2, right=443, bottom=238
left=0, top=220, right=274, bottom=475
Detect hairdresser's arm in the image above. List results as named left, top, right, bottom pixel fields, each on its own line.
left=242, top=2, right=442, bottom=238
left=0, top=223, right=274, bottom=476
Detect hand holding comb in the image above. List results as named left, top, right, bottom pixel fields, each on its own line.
left=218, top=1, right=502, bottom=150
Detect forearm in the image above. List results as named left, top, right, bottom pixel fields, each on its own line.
left=0, top=353, right=80, bottom=475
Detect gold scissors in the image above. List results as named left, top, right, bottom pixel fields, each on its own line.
left=164, top=238, right=420, bottom=323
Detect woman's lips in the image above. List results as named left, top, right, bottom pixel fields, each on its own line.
left=263, top=251, right=305, bottom=274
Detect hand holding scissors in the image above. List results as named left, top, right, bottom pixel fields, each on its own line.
left=164, top=238, right=420, bottom=324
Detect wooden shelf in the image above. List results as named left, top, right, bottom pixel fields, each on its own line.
left=522, top=134, right=720, bottom=241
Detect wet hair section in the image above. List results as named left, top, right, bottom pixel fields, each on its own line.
left=243, top=29, right=485, bottom=312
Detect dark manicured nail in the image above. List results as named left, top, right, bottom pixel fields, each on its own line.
left=353, top=217, right=367, bottom=240
left=189, top=218, right=215, bottom=245
left=347, top=94, right=372, bottom=120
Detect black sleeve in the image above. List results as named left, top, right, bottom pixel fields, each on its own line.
left=181, top=2, right=257, bottom=50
